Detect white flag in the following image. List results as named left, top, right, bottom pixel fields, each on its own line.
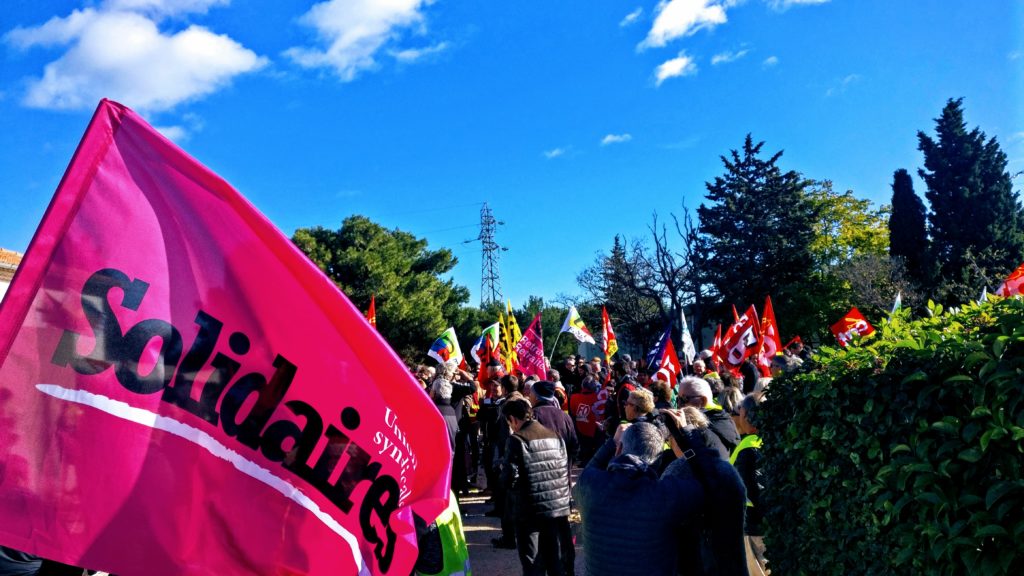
left=680, top=308, right=696, bottom=364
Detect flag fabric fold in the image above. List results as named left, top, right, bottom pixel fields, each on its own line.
left=0, top=100, right=449, bottom=576
left=514, top=313, right=546, bottom=378
left=680, top=308, right=696, bottom=365
left=756, top=297, right=781, bottom=374
left=721, top=305, right=761, bottom=370
left=366, top=294, right=377, bottom=329
left=601, top=306, right=618, bottom=362
left=428, top=327, right=464, bottom=366
left=997, top=262, right=1024, bottom=297
left=501, top=301, right=523, bottom=373
left=560, top=306, right=595, bottom=344
left=471, top=322, right=502, bottom=365
left=830, top=307, right=875, bottom=347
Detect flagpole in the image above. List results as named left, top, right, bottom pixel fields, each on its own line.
left=547, top=332, right=563, bottom=364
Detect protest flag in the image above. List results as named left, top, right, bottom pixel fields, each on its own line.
left=428, top=327, right=464, bottom=366
left=515, top=314, right=546, bottom=378
left=366, top=294, right=377, bottom=329
left=756, top=296, right=781, bottom=374
left=680, top=308, right=696, bottom=364
left=601, top=306, right=618, bottom=362
left=721, top=305, right=760, bottom=370
left=732, top=304, right=740, bottom=322
left=979, top=286, right=989, bottom=304
left=654, top=339, right=683, bottom=386
left=997, top=262, right=1024, bottom=297
left=830, top=307, right=876, bottom=347
left=501, top=301, right=523, bottom=373
left=710, top=324, right=723, bottom=364
left=560, top=305, right=596, bottom=344
left=890, top=291, right=902, bottom=316
left=0, top=100, right=450, bottom=576
left=470, top=322, right=502, bottom=365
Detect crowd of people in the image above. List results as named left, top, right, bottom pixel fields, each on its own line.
left=411, top=345, right=812, bottom=576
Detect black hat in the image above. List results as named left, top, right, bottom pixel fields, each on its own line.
left=533, top=380, right=556, bottom=399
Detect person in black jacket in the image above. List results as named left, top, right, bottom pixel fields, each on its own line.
left=501, top=398, right=573, bottom=576
left=733, top=393, right=767, bottom=575
left=678, top=376, right=741, bottom=455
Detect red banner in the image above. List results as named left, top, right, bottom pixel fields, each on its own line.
left=830, top=307, right=875, bottom=347
left=721, top=305, right=760, bottom=369
left=0, top=100, right=450, bottom=575
left=757, top=296, right=782, bottom=374
left=514, top=313, right=546, bottom=379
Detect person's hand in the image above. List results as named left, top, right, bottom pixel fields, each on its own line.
left=613, top=422, right=631, bottom=446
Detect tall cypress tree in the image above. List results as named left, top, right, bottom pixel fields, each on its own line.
left=888, top=168, right=928, bottom=282
left=695, top=135, right=819, bottom=334
left=918, top=98, right=1024, bottom=302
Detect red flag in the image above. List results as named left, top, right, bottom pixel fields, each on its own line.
left=830, top=307, right=875, bottom=347
left=997, top=262, right=1024, bottom=297
left=710, top=324, right=723, bottom=365
left=478, top=333, right=505, bottom=384
left=731, top=304, right=740, bottom=322
left=653, top=338, right=683, bottom=386
left=721, top=305, right=761, bottom=370
left=515, top=313, right=546, bottom=378
left=366, top=294, right=377, bottom=329
left=756, top=296, right=782, bottom=374
left=0, top=100, right=448, bottom=575
left=601, top=306, right=618, bottom=362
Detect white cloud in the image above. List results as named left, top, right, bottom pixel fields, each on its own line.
left=826, top=73, right=861, bottom=96
left=766, top=0, right=829, bottom=10
left=390, top=41, right=449, bottom=63
left=601, top=133, right=633, bottom=146
left=5, top=6, right=265, bottom=112
left=638, top=0, right=727, bottom=51
left=544, top=148, right=566, bottom=159
left=154, top=124, right=188, bottom=141
left=711, top=48, right=749, bottom=65
left=620, top=7, right=643, bottom=27
left=285, top=0, right=438, bottom=81
left=762, top=55, right=779, bottom=67
left=103, top=0, right=229, bottom=17
left=1010, top=51, right=1022, bottom=61
left=655, top=52, right=698, bottom=85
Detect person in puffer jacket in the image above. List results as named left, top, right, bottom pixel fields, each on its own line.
left=501, top=398, right=574, bottom=576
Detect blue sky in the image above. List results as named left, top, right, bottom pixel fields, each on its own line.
left=2, top=0, right=1022, bottom=308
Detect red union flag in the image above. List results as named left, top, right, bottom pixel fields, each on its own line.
left=757, top=296, right=782, bottom=374
left=0, top=100, right=450, bottom=576
left=830, top=307, right=876, bottom=347
left=997, top=262, right=1024, bottom=297
left=721, top=305, right=760, bottom=369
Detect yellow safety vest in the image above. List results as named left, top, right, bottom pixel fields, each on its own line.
left=729, top=434, right=763, bottom=508
left=417, top=492, right=472, bottom=576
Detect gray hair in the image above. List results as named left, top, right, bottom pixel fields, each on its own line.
left=754, top=377, right=772, bottom=395
left=436, top=360, right=458, bottom=381
left=620, top=422, right=666, bottom=465
left=678, top=376, right=713, bottom=406
left=740, top=392, right=764, bottom=421
left=681, top=406, right=709, bottom=429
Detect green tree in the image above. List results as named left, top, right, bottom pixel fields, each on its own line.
left=807, top=180, right=890, bottom=268
left=918, top=98, right=1024, bottom=303
left=888, top=168, right=928, bottom=282
left=695, top=135, right=820, bottom=339
left=292, top=215, right=470, bottom=363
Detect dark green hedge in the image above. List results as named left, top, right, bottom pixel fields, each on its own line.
left=760, top=298, right=1024, bottom=575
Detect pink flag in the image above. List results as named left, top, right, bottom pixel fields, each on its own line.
left=514, top=313, right=546, bottom=378
left=0, top=100, right=450, bottom=576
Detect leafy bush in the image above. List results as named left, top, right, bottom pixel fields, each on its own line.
left=760, top=298, right=1024, bottom=575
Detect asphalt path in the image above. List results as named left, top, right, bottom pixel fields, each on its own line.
left=458, top=468, right=586, bottom=575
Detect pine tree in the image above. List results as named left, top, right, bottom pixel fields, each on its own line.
left=695, top=135, right=819, bottom=335
left=918, top=98, right=1024, bottom=303
left=888, top=168, right=928, bottom=281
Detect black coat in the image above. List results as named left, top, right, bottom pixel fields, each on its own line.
left=705, top=407, right=741, bottom=455
left=502, top=420, right=571, bottom=520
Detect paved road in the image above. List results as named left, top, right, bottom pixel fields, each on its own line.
left=457, top=470, right=586, bottom=575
